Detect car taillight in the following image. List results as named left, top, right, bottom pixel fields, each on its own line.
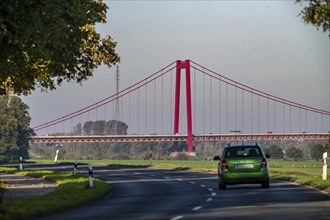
left=261, top=158, right=267, bottom=168
left=221, top=160, right=228, bottom=169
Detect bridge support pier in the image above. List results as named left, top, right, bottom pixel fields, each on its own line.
left=174, top=60, right=193, bottom=153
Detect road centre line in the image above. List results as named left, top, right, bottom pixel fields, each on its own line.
left=169, top=216, right=184, bottom=220
left=192, top=206, right=202, bottom=211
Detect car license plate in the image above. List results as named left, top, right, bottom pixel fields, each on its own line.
left=235, top=164, right=254, bottom=169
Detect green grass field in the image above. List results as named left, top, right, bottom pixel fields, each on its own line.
left=268, top=160, right=330, bottom=193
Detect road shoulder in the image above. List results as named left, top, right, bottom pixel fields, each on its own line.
left=0, top=172, right=57, bottom=203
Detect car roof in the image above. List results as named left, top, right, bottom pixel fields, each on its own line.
left=225, top=143, right=260, bottom=148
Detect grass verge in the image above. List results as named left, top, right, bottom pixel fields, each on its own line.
left=0, top=167, right=111, bottom=220
left=269, top=161, right=330, bottom=193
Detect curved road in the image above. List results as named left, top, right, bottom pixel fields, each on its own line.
left=21, top=163, right=330, bottom=220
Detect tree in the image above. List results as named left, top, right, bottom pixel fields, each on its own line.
left=0, top=0, right=120, bottom=95
left=0, top=96, right=34, bottom=161
left=310, top=144, right=325, bottom=161
left=105, top=120, right=128, bottom=135
left=83, top=121, right=94, bottom=135
left=266, top=144, right=284, bottom=159
left=93, top=120, right=106, bottom=135
left=296, top=0, right=330, bottom=34
left=0, top=113, right=18, bottom=161
left=286, top=146, right=304, bottom=160
left=72, top=123, right=82, bottom=135
left=325, top=134, right=330, bottom=154
left=81, top=120, right=128, bottom=135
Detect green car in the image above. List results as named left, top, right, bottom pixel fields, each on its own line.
left=214, top=143, right=270, bottom=189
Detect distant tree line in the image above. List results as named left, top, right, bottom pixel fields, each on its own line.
left=263, top=143, right=326, bottom=161
left=29, top=141, right=188, bottom=160
left=54, top=120, right=128, bottom=136
left=74, top=120, right=127, bottom=135
left=29, top=139, right=328, bottom=161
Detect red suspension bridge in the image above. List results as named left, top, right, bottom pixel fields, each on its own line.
left=31, top=60, right=330, bottom=152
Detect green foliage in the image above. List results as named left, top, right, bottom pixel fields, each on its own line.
left=325, top=134, right=330, bottom=154
left=0, top=0, right=120, bottom=95
left=105, top=120, right=128, bottom=135
left=310, top=144, right=325, bottom=161
left=0, top=96, right=33, bottom=161
left=82, top=121, right=93, bottom=135
left=296, top=0, right=330, bottom=34
left=265, top=144, right=284, bottom=159
left=72, top=122, right=83, bottom=135
left=79, top=120, right=128, bottom=135
left=286, top=146, right=304, bottom=160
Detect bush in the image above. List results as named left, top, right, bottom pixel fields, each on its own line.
left=310, top=144, right=324, bottom=161
left=286, top=146, right=303, bottom=160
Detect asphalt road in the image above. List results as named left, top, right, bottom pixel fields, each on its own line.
left=20, top=163, right=330, bottom=220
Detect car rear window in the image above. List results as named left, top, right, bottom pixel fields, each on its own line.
left=224, top=146, right=262, bottom=158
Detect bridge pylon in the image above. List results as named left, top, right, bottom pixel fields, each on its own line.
left=174, top=60, right=193, bottom=152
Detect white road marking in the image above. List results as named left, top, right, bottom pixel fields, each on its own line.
left=211, top=192, right=217, bottom=196
left=200, top=184, right=206, bottom=187
left=208, top=188, right=214, bottom=191
left=192, top=206, right=202, bottom=211
left=134, top=172, right=142, bottom=175
left=164, top=176, right=170, bottom=179
left=177, top=179, right=183, bottom=181
left=170, top=216, right=184, bottom=220
left=189, top=182, right=196, bottom=184
left=206, top=198, right=213, bottom=202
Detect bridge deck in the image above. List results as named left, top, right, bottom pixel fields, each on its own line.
left=30, top=133, right=329, bottom=144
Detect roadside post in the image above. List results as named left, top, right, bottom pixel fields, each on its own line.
left=73, top=160, right=78, bottom=175
left=54, top=149, right=59, bottom=162
left=54, top=144, right=62, bottom=163
left=19, top=156, right=23, bottom=171
left=149, top=153, right=153, bottom=166
left=88, top=165, right=94, bottom=188
left=322, top=152, right=328, bottom=180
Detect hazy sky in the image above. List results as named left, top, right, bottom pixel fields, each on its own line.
left=21, top=1, right=329, bottom=133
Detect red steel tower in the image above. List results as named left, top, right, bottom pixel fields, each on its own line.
left=174, top=60, right=193, bottom=152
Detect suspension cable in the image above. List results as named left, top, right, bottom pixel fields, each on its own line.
left=145, top=79, right=148, bottom=134
left=190, top=61, right=329, bottom=115
left=210, top=74, right=212, bottom=132
left=33, top=62, right=176, bottom=131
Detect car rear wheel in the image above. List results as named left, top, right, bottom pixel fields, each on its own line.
left=261, top=179, right=270, bottom=188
